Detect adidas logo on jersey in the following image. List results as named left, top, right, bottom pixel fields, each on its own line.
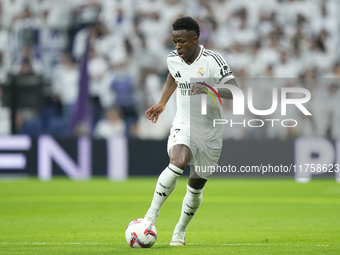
left=174, top=71, right=181, bottom=77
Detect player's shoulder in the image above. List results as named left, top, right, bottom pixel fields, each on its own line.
left=167, top=50, right=181, bottom=66
left=202, top=48, right=222, bottom=57
left=202, top=48, right=227, bottom=67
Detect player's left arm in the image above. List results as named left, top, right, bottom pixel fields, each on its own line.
left=217, top=76, right=238, bottom=99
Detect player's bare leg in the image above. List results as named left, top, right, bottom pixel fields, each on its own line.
left=170, top=166, right=207, bottom=246
left=145, top=144, right=190, bottom=224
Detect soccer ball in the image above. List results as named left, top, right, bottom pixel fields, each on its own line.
left=125, top=219, right=157, bottom=248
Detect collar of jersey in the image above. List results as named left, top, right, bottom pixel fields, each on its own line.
left=180, top=45, right=204, bottom=65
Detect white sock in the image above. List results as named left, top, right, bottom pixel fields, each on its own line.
left=146, top=164, right=183, bottom=218
left=174, top=185, right=203, bottom=233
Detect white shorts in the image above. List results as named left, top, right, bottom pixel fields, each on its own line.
left=167, top=123, right=223, bottom=180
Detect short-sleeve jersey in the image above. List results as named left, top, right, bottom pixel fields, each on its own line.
left=167, top=45, right=234, bottom=127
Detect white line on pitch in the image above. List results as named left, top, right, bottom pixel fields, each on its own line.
left=0, top=243, right=338, bottom=247
left=0, top=243, right=113, bottom=245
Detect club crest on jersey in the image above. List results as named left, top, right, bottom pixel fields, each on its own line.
left=197, top=67, right=204, bottom=77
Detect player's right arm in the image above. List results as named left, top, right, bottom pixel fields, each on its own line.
left=145, top=73, right=177, bottom=123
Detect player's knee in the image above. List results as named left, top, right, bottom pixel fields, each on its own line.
left=169, top=146, right=190, bottom=170
left=188, top=178, right=207, bottom=189
left=170, top=154, right=189, bottom=170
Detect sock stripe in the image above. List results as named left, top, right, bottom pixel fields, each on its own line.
left=187, top=185, right=204, bottom=195
left=187, top=188, right=201, bottom=195
left=168, top=166, right=182, bottom=176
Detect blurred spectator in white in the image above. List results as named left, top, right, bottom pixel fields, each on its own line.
left=100, top=1, right=133, bottom=37
left=136, top=0, right=167, bottom=49
left=227, top=43, right=249, bottom=72
left=88, top=47, right=109, bottom=122
left=136, top=0, right=162, bottom=18
left=72, top=26, right=90, bottom=61
left=283, top=0, right=318, bottom=30
left=136, top=114, right=170, bottom=140
left=325, top=62, right=340, bottom=78
left=331, top=104, right=340, bottom=139
left=211, top=0, right=233, bottom=25
left=51, top=51, right=79, bottom=111
left=0, top=51, right=10, bottom=83
left=328, top=83, right=340, bottom=139
left=257, top=36, right=280, bottom=68
left=132, top=34, right=166, bottom=84
left=262, top=64, right=274, bottom=78
left=88, top=46, right=108, bottom=96
left=135, top=73, right=173, bottom=140
left=0, top=22, right=10, bottom=59
left=36, top=51, right=80, bottom=136
left=160, top=0, right=183, bottom=29
left=310, top=78, right=331, bottom=137
left=40, top=0, right=73, bottom=30
left=184, top=0, right=212, bottom=20
left=137, top=11, right=167, bottom=56
left=0, top=87, right=11, bottom=134
left=231, top=7, right=257, bottom=46
left=257, top=9, right=279, bottom=38
left=273, top=50, right=299, bottom=78
left=9, top=6, right=40, bottom=55
left=72, top=22, right=113, bottom=61
left=69, top=1, right=101, bottom=59
left=102, top=0, right=135, bottom=20
left=308, top=29, right=337, bottom=73
left=99, top=0, right=119, bottom=30
left=197, top=17, right=213, bottom=47
left=38, top=8, right=68, bottom=78
left=1, top=0, right=25, bottom=29
left=110, top=60, right=138, bottom=136
left=93, top=107, right=125, bottom=139
left=245, top=41, right=264, bottom=77
left=71, top=0, right=101, bottom=27
left=290, top=26, right=310, bottom=54
left=208, top=19, right=233, bottom=51
left=311, top=0, right=339, bottom=51
left=29, top=0, right=49, bottom=18
left=143, top=73, right=175, bottom=127
left=144, top=73, right=162, bottom=108
left=91, top=22, right=124, bottom=61
left=288, top=44, right=309, bottom=76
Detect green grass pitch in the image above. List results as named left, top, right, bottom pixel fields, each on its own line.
left=1, top=177, right=340, bottom=255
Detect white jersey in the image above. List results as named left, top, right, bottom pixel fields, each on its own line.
left=167, top=45, right=234, bottom=128
left=166, top=45, right=234, bottom=177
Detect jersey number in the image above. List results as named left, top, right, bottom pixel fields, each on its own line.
left=173, top=129, right=180, bottom=137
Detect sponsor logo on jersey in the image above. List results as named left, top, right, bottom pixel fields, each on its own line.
left=197, top=67, right=205, bottom=77
left=175, top=81, right=195, bottom=89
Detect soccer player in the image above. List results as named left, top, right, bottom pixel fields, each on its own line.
left=144, top=16, right=237, bottom=246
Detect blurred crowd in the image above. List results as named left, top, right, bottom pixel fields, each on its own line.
left=0, top=0, right=339, bottom=140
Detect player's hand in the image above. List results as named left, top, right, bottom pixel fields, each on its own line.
left=145, top=103, right=166, bottom=124
left=191, top=82, right=209, bottom=95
